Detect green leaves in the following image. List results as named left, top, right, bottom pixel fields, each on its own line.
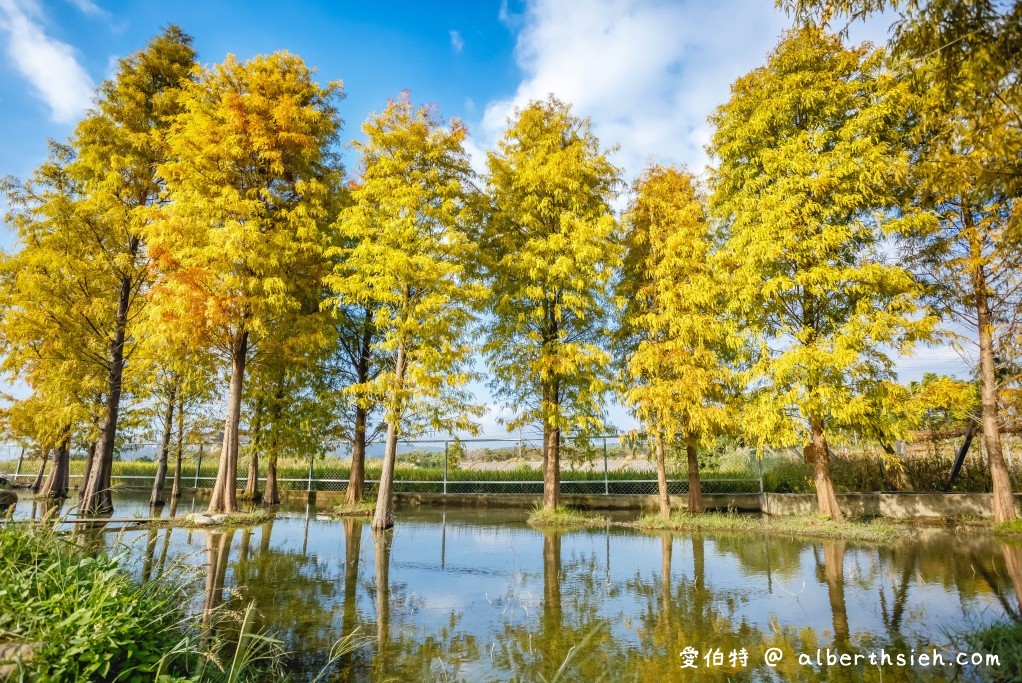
left=0, top=525, right=190, bottom=682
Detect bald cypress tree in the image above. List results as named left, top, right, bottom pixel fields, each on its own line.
left=481, top=97, right=621, bottom=511
left=709, top=27, right=936, bottom=519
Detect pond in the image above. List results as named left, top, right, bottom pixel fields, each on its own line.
left=8, top=491, right=1022, bottom=681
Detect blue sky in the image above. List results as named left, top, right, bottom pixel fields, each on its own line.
left=0, top=0, right=971, bottom=435
left=0, top=0, right=522, bottom=194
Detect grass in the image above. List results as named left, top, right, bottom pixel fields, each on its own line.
left=963, top=619, right=1022, bottom=683
left=993, top=519, right=1022, bottom=535
left=633, top=510, right=910, bottom=543
left=527, top=505, right=608, bottom=528
left=0, top=523, right=195, bottom=681
left=164, top=510, right=273, bottom=529
left=0, top=522, right=369, bottom=681
left=332, top=499, right=375, bottom=517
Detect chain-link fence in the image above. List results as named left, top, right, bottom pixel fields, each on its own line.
left=0, top=436, right=765, bottom=496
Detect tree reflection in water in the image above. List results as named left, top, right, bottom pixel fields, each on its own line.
left=202, top=528, right=234, bottom=627
left=1002, top=544, right=1022, bottom=618
left=372, top=527, right=391, bottom=677
left=118, top=509, right=1022, bottom=681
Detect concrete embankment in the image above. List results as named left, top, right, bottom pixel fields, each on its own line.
left=43, top=486, right=1022, bottom=519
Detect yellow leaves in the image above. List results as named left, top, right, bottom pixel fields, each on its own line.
left=710, top=25, right=936, bottom=446
left=152, top=51, right=341, bottom=349
left=482, top=96, right=621, bottom=433
left=618, top=165, right=736, bottom=443
left=326, top=93, right=483, bottom=436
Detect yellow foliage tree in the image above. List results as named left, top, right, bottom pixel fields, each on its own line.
left=482, top=96, right=621, bottom=511
left=709, top=27, right=937, bottom=519
left=784, top=0, right=1021, bottom=526
left=326, top=94, right=485, bottom=530
left=617, top=166, right=738, bottom=518
left=151, top=52, right=342, bottom=514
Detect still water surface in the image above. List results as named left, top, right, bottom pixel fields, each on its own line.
left=11, top=492, right=1022, bottom=681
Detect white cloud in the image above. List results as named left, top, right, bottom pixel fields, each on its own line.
left=479, top=0, right=891, bottom=187
left=66, top=0, right=106, bottom=18
left=450, top=29, right=464, bottom=54
left=0, top=0, right=93, bottom=123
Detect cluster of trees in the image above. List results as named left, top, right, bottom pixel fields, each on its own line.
left=2, top=0, right=1019, bottom=528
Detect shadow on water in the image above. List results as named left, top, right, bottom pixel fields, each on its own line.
left=60, top=492, right=1022, bottom=682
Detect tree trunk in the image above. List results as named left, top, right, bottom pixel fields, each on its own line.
left=79, top=441, right=97, bottom=505
left=244, top=397, right=263, bottom=502
left=345, top=406, right=368, bottom=506
left=60, top=450, right=69, bottom=494
left=263, top=384, right=286, bottom=506
left=264, top=446, right=280, bottom=506
left=969, top=226, right=1017, bottom=523
left=41, top=435, right=70, bottom=499
left=542, top=417, right=560, bottom=511
left=14, top=446, right=24, bottom=481
left=541, top=375, right=561, bottom=511
left=31, top=450, right=49, bottom=493
left=171, top=393, right=184, bottom=499
left=345, top=312, right=374, bottom=506
left=207, top=330, right=248, bottom=515
left=810, top=418, right=842, bottom=520
left=81, top=245, right=138, bottom=515
left=654, top=431, right=670, bottom=519
left=686, top=433, right=703, bottom=513
left=372, top=343, right=406, bottom=530
left=150, top=382, right=177, bottom=507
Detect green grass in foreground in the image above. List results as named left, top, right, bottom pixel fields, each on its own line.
left=964, top=620, right=1022, bottom=683
left=0, top=523, right=368, bottom=681
left=527, top=505, right=608, bottom=528
left=634, top=510, right=908, bottom=542
left=0, top=523, right=196, bottom=681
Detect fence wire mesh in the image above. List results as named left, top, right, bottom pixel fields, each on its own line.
left=7, top=432, right=1018, bottom=495
left=0, top=436, right=765, bottom=496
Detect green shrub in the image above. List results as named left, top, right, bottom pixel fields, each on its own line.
left=0, top=524, right=192, bottom=681
left=762, top=458, right=814, bottom=493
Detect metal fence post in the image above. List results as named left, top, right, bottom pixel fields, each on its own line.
left=194, top=444, right=203, bottom=489
left=757, top=450, right=764, bottom=496
left=14, top=446, right=24, bottom=480
left=603, top=436, right=609, bottom=495
left=443, top=441, right=449, bottom=495
left=307, top=451, right=315, bottom=493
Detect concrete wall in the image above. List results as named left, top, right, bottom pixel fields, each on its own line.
left=393, top=492, right=762, bottom=512
left=165, top=487, right=1022, bottom=519
left=762, top=492, right=1022, bottom=519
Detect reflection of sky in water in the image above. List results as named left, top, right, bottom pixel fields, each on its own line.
left=9, top=490, right=1019, bottom=680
